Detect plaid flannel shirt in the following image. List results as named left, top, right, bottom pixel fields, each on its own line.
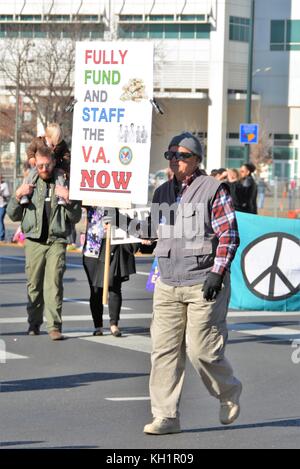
left=210, top=185, right=240, bottom=276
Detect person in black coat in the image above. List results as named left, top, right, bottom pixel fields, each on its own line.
left=234, top=163, right=258, bottom=214
left=82, top=207, right=138, bottom=337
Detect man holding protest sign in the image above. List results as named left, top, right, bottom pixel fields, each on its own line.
left=143, top=132, right=242, bottom=435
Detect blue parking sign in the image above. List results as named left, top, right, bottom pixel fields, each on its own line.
left=240, top=123, right=259, bottom=144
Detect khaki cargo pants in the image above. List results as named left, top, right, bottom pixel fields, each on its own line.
left=149, top=276, right=241, bottom=419
left=25, top=239, right=66, bottom=332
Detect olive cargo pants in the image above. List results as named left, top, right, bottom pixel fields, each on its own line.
left=25, top=239, right=66, bottom=332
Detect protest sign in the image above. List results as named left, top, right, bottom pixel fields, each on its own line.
left=70, top=42, right=154, bottom=208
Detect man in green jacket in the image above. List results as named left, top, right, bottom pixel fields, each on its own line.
left=7, top=146, right=82, bottom=340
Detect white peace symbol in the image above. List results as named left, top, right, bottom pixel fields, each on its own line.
left=241, top=233, right=300, bottom=301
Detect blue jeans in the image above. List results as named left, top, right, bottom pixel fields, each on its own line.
left=0, top=206, right=7, bottom=241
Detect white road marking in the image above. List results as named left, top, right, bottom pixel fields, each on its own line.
left=80, top=334, right=152, bottom=354
left=0, top=313, right=151, bottom=324
left=0, top=351, right=28, bottom=360
left=229, top=323, right=300, bottom=340
left=0, top=318, right=27, bottom=324
left=228, top=311, right=300, bottom=318
left=105, top=397, right=150, bottom=401
left=63, top=298, right=132, bottom=310
left=0, top=255, right=151, bottom=276
left=0, top=256, right=25, bottom=262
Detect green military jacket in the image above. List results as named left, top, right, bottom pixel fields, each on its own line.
left=7, top=172, right=82, bottom=244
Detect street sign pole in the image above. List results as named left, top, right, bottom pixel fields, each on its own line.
left=245, top=0, right=255, bottom=162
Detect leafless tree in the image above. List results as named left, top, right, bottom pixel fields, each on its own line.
left=0, top=36, right=75, bottom=141
left=250, top=119, right=273, bottom=173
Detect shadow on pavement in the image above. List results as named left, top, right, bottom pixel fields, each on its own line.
left=0, top=441, right=44, bottom=447
left=1, top=372, right=149, bottom=393
left=184, top=417, right=300, bottom=433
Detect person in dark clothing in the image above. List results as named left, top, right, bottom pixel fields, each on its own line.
left=237, top=163, right=258, bottom=214
left=82, top=207, right=138, bottom=337
left=230, top=163, right=257, bottom=214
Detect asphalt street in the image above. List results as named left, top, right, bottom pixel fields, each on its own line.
left=1, top=245, right=300, bottom=450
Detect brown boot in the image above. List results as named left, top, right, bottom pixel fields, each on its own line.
left=49, top=330, right=64, bottom=341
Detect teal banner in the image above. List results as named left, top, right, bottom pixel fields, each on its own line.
left=230, top=212, right=300, bottom=311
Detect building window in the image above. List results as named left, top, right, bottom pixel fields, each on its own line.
left=226, top=146, right=245, bottom=168
left=118, top=23, right=210, bottom=39
left=146, top=15, right=174, bottom=21
left=164, top=24, right=179, bottom=39
left=118, top=24, right=134, bottom=38
left=48, top=15, right=70, bottom=22
left=273, top=133, right=297, bottom=142
left=20, top=25, right=34, bottom=38
left=196, top=24, right=210, bottom=39
left=271, top=19, right=300, bottom=50
left=229, top=16, right=250, bottom=42
left=75, top=15, right=99, bottom=22
left=181, top=24, right=195, bottom=39
left=20, top=15, right=42, bottom=22
left=119, top=15, right=143, bottom=22
left=272, top=147, right=298, bottom=161
left=0, top=15, right=13, bottom=21
left=270, top=20, right=285, bottom=50
left=149, top=24, right=164, bottom=38
left=179, top=15, right=205, bottom=21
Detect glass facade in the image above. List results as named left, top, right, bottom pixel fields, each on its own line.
left=118, top=23, right=210, bottom=39
left=271, top=19, right=300, bottom=50
left=0, top=23, right=104, bottom=39
left=272, top=147, right=298, bottom=161
left=226, top=146, right=245, bottom=168
left=229, top=16, right=250, bottom=42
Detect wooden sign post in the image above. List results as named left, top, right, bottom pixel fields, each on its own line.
left=102, top=223, right=111, bottom=305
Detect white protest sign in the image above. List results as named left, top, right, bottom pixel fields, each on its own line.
left=110, top=207, right=150, bottom=245
left=70, top=42, right=154, bottom=208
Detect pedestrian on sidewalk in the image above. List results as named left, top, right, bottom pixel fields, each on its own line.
left=0, top=174, right=10, bottom=241
left=236, top=163, right=258, bottom=214
left=6, top=146, right=81, bottom=340
left=82, top=206, right=138, bottom=337
left=142, top=132, right=242, bottom=435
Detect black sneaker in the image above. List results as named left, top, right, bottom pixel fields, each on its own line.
left=28, top=326, right=40, bottom=336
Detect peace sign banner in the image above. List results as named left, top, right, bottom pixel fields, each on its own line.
left=230, top=212, right=300, bottom=311
left=69, top=42, right=154, bottom=208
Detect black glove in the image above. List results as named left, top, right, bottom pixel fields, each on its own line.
left=202, top=272, right=223, bottom=301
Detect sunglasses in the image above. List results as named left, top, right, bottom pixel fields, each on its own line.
left=164, top=151, right=195, bottom=161
left=36, top=163, right=53, bottom=170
